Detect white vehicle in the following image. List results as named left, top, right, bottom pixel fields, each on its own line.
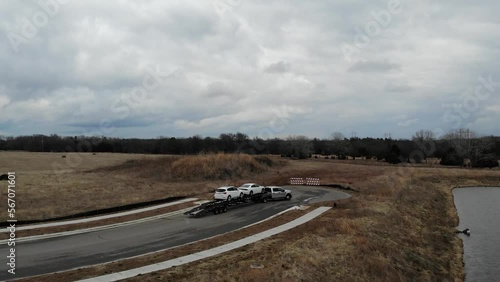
left=238, top=183, right=265, bottom=196
left=263, top=186, right=292, bottom=200
left=214, top=186, right=243, bottom=201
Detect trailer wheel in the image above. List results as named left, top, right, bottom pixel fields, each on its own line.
left=222, top=206, right=228, bottom=212
left=213, top=209, right=219, bottom=215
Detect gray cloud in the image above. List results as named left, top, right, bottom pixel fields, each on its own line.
left=204, top=82, right=239, bottom=98
left=0, top=0, right=499, bottom=139
left=65, top=117, right=157, bottom=130
left=385, top=82, right=412, bottom=92
left=398, top=118, right=419, bottom=127
left=265, top=61, right=291, bottom=73
left=348, top=60, right=401, bottom=73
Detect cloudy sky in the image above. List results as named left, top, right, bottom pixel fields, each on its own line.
left=1, top=0, right=499, bottom=139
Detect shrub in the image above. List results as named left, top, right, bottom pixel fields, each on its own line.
left=254, top=155, right=275, bottom=167
left=170, top=154, right=269, bottom=180
left=440, top=154, right=461, bottom=166
left=473, top=157, right=499, bottom=168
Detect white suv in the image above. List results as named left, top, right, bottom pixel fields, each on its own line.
left=214, top=186, right=243, bottom=201
left=238, top=183, right=265, bottom=196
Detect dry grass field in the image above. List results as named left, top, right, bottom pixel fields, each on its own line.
left=0, top=152, right=163, bottom=221
left=0, top=152, right=285, bottom=221
left=3, top=151, right=500, bottom=281
left=134, top=165, right=499, bottom=282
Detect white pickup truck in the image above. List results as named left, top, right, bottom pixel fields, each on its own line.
left=262, top=186, right=292, bottom=201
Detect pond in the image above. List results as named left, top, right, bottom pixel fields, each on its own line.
left=453, top=187, right=500, bottom=281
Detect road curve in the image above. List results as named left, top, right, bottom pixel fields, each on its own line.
left=0, top=186, right=350, bottom=280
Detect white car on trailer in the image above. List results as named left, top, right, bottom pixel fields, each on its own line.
left=214, top=186, right=243, bottom=201
left=238, top=183, right=265, bottom=196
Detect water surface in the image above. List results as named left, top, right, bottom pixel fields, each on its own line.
left=453, top=187, right=500, bottom=281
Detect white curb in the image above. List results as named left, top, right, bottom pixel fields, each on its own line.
left=1, top=198, right=198, bottom=233
left=0, top=207, right=194, bottom=244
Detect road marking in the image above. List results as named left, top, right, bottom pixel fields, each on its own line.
left=0, top=208, right=193, bottom=244
left=304, top=196, right=319, bottom=202
left=231, top=205, right=301, bottom=231
left=0, top=198, right=198, bottom=233
left=78, top=207, right=332, bottom=282
left=22, top=204, right=304, bottom=281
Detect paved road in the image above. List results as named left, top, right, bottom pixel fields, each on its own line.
left=0, top=186, right=350, bottom=280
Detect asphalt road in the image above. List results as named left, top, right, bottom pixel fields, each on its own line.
left=0, top=186, right=350, bottom=280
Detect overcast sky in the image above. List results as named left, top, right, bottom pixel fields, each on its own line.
left=1, top=0, right=499, bottom=139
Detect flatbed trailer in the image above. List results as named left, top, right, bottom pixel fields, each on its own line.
left=184, top=192, right=271, bottom=217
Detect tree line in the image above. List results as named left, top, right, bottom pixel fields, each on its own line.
left=0, top=129, right=499, bottom=168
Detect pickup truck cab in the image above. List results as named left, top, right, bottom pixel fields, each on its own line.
left=263, top=186, right=292, bottom=201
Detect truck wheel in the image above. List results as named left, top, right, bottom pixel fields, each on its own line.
left=286, top=194, right=292, bottom=200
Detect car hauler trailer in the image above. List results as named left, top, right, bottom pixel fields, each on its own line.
left=184, top=191, right=272, bottom=217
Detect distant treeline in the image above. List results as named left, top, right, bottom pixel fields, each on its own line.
left=1, top=131, right=499, bottom=168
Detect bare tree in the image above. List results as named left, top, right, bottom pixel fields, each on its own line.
left=329, top=132, right=349, bottom=158
left=444, top=129, right=494, bottom=166
left=330, top=132, right=345, bottom=141
left=412, top=129, right=437, bottom=159
left=286, top=135, right=312, bottom=159
left=412, top=130, right=436, bottom=142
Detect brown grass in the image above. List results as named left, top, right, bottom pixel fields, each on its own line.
left=171, top=154, right=274, bottom=180
left=106, top=153, right=283, bottom=181
left=120, top=163, right=498, bottom=282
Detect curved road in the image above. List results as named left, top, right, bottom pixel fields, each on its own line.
left=0, top=186, right=350, bottom=280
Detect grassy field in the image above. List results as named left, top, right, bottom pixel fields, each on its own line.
left=0, top=152, right=284, bottom=221
left=137, top=164, right=499, bottom=281
left=2, top=151, right=500, bottom=281
left=0, top=152, right=164, bottom=221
